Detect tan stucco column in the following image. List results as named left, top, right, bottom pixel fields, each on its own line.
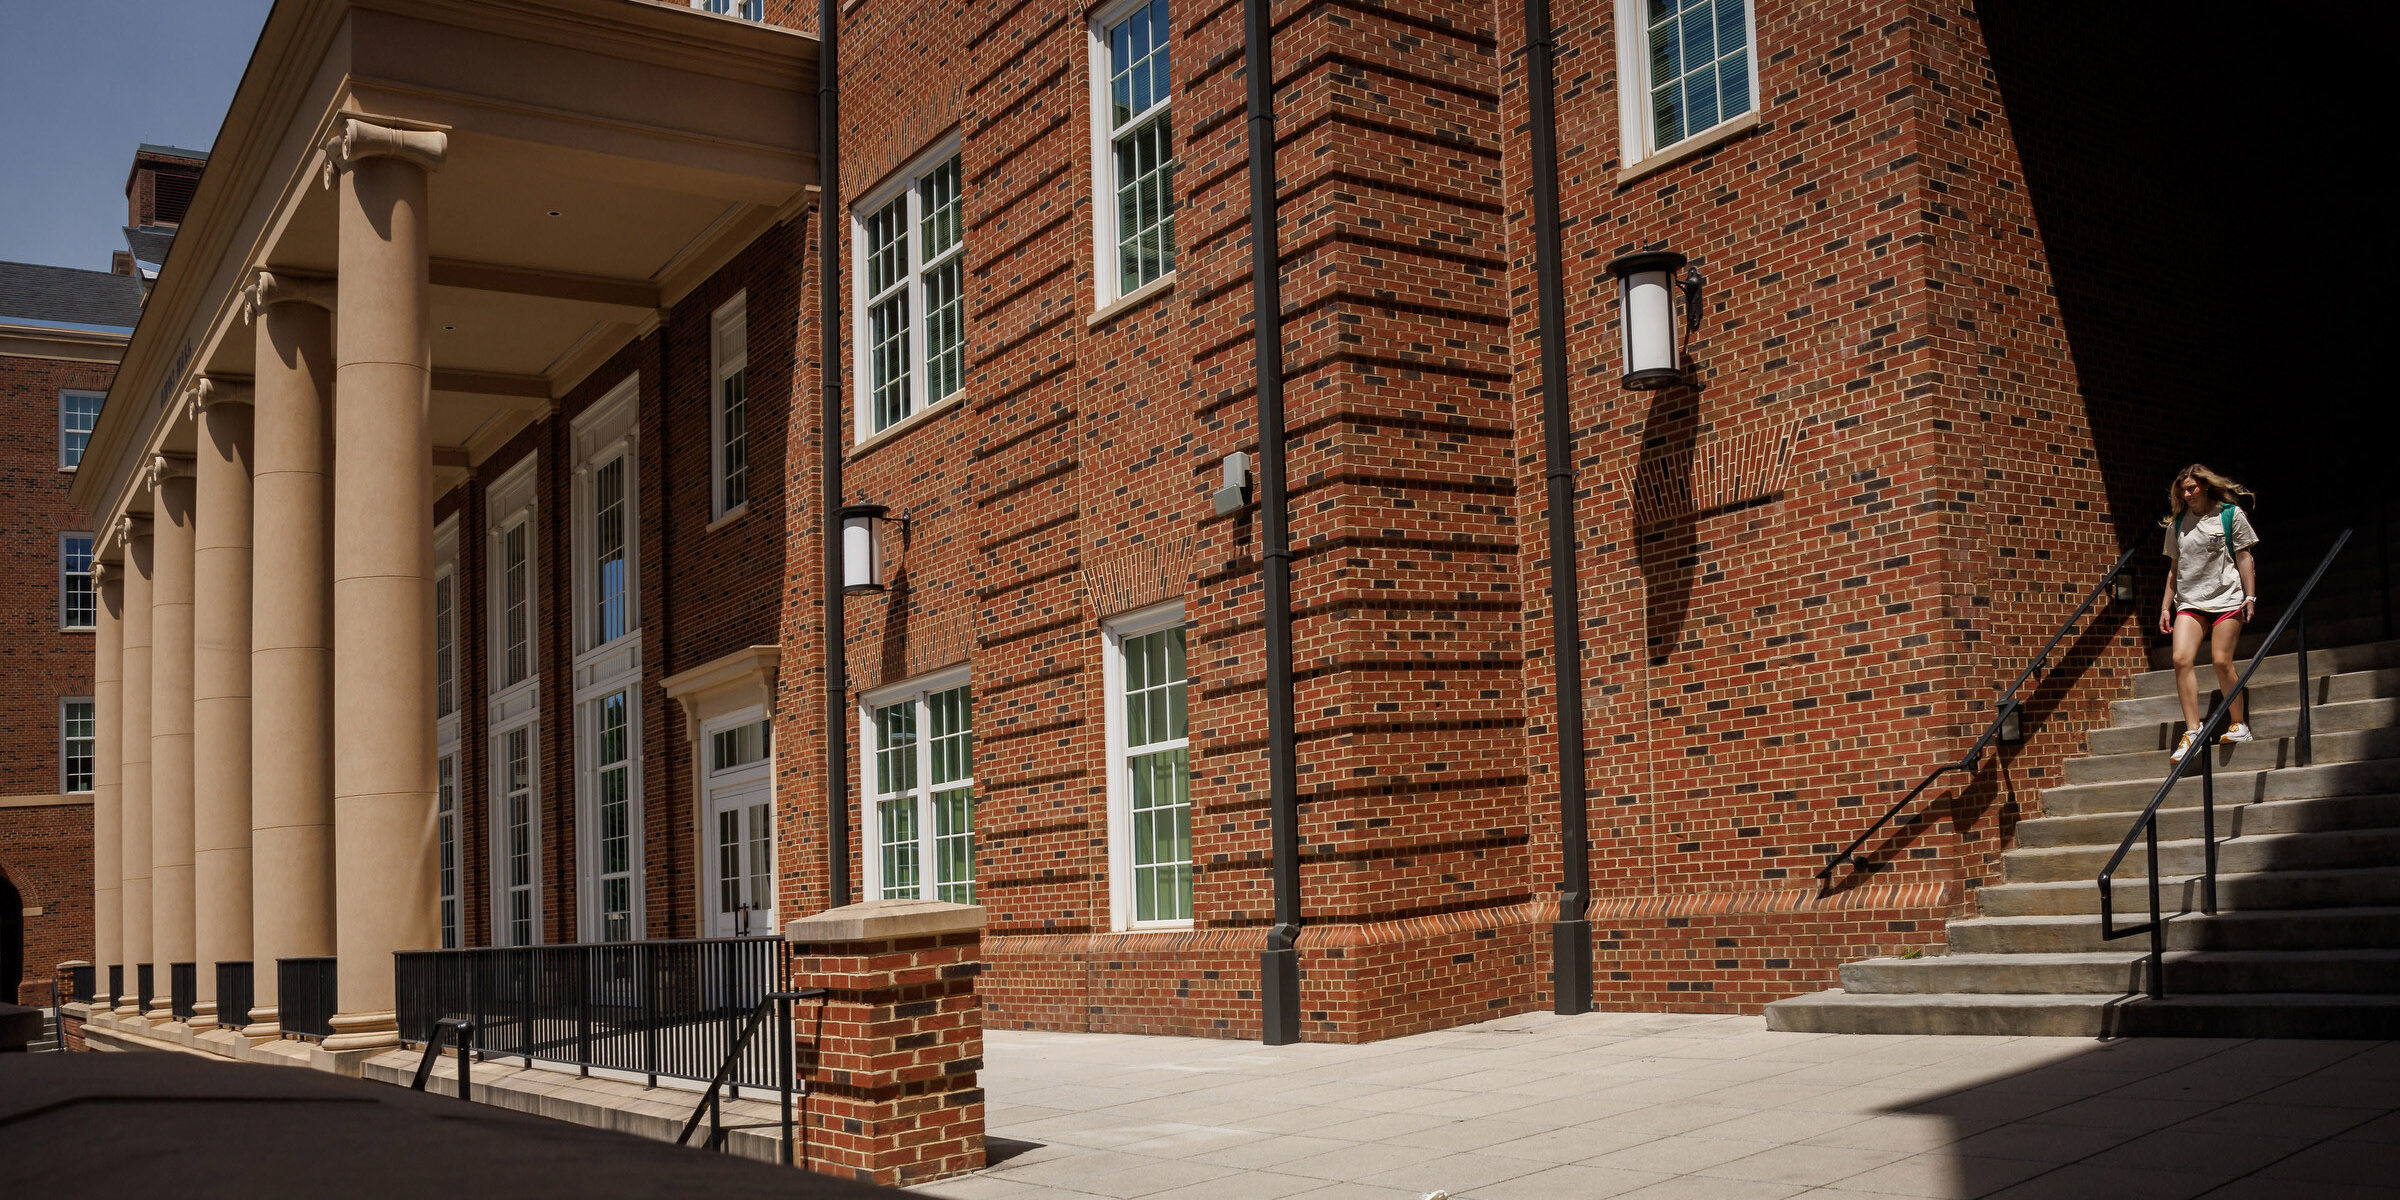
left=92, top=561, right=124, bottom=1010
left=117, top=518, right=153, bottom=1021
left=326, top=117, right=447, bottom=1053
left=191, top=378, right=256, bottom=1032
left=149, top=455, right=198, bottom=1024
left=246, top=269, right=338, bottom=1041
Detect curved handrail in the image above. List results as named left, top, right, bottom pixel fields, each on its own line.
left=2098, top=528, right=2353, bottom=997
left=1820, top=543, right=2142, bottom=880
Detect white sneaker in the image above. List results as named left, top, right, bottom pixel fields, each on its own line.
left=2222, top=723, right=2255, bottom=744
left=2171, top=730, right=2199, bottom=763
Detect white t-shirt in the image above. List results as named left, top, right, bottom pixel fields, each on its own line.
left=2164, top=505, right=2259, bottom=613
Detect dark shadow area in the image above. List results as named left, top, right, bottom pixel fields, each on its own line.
left=1635, top=388, right=1703, bottom=669
left=1880, top=1034, right=2397, bottom=1198
left=983, top=1136, right=1045, bottom=1168
left=0, top=872, right=20, bottom=1009
left=1982, top=1, right=2382, bottom=572
left=0, top=1052, right=908, bottom=1196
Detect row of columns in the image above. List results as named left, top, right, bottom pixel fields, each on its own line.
left=88, top=116, right=446, bottom=1054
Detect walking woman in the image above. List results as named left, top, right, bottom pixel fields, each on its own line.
left=2160, top=464, right=2262, bottom=763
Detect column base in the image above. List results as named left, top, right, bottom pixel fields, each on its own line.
left=321, top=1008, right=399, bottom=1052
left=240, top=1005, right=282, bottom=1042
left=189, top=1001, right=220, bottom=1032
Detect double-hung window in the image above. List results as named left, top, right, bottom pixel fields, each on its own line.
left=572, top=377, right=642, bottom=943
left=434, top=567, right=456, bottom=718
left=498, top=725, right=537, bottom=946
left=592, top=690, right=635, bottom=941
left=863, top=673, right=976, bottom=904
left=854, top=144, right=966, bottom=439
left=485, top=459, right=540, bottom=946
left=711, top=296, right=749, bottom=520
left=1106, top=606, right=1190, bottom=926
left=691, top=0, right=764, bottom=17
left=1618, top=0, right=1758, bottom=163
left=1090, top=0, right=1176, bottom=304
left=61, top=533, right=94, bottom=630
left=499, top=520, right=533, bottom=686
left=60, top=390, right=101, bottom=470
left=62, top=698, right=95, bottom=794
left=437, top=754, right=460, bottom=948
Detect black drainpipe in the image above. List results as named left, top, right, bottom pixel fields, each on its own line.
left=1524, top=0, right=1593, bottom=1015
left=819, top=0, right=852, bottom=910
left=1244, top=0, right=1302, bottom=1046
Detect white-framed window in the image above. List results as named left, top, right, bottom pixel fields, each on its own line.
left=587, top=689, right=638, bottom=942
left=61, top=533, right=95, bottom=630
left=853, top=141, right=966, bottom=440
left=704, top=712, right=775, bottom=938
left=438, top=752, right=460, bottom=948
left=572, top=377, right=640, bottom=653
left=860, top=669, right=976, bottom=904
left=486, top=457, right=538, bottom=691
left=1616, top=0, right=1758, bottom=163
left=1103, top=603, right=1190, bottom=928
left=60, top=390, right=102, bottom=470
left=692, top=0, right=763, bottom=17
left=1088, top=0, right=1177, bottom=305
left=710, top=295, right=749, bottom=520
left=62, top=697, right=95, bottom=794
left=434, top=514, right=459, bottom=720
left=494, top=722, right=540, bottom=946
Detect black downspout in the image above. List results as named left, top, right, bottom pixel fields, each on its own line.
left=819, top=0, right=852, bottom=910
left=1524, top=0, right=1593, bottom=1015
left=1244, top=0, right=1302, bottom=1046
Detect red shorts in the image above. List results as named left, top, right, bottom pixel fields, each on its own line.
left=2177, top=607, right=2242, bottom=628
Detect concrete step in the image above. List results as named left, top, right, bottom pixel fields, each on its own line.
left=2126, top=639, right=2400, bottom=700
left=2088, top=693, right=2400, bottom=756
left=2013, top=792, right=2400, bottom=850
left=2145, top=613, right=2389, bottom=670
left=2113, top=663, right=2400, bottom=724
left=1947, top=906, right=2400, bottom=955
left=2065, top=723, right=2400, bottom=784
left=2000, top=825, right=2400, bottom=884
left=2034, top=756, right=2400, bottom=818
left=1764, top=989, right=2400, bottom=1038
left=1975, top=865, right=2400, bottom=917
left=1838, top=948, right=2400, bottom=996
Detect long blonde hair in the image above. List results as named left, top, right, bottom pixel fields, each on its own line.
left=2162, top=463, right=2256, bottom=526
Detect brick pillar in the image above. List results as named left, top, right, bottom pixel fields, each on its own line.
left=785, top=900, right=985, bottom=1187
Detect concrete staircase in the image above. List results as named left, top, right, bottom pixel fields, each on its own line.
left=1769, top=612, right=2400, bottom=1038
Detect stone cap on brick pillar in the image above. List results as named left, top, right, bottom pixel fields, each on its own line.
left=784, top=898, right=984, bottom=944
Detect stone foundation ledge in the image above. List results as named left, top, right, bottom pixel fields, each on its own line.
left=80, top=1008, right=378, bottom=1073
left=361, top=1051, right=798, bottom=1165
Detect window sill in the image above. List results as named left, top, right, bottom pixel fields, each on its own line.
left=60, top=626, right=94, bottom=634
left=1087, top=270, right=1176, bottom=328
left=1101, top=921, right=1196, bottom=936
left=1618, top=110, right=1763, bottom=185
left=847, top=390, right=967, bottom=462
left=704, top=504, right=749, bottom=534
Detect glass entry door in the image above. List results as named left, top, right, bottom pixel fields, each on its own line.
left=706, top=775, right=773, bottom=939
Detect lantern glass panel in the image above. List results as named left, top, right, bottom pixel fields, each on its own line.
left=844, top=513, right=884, bottom=591
left=1623, top=269, right=1679, bottom=376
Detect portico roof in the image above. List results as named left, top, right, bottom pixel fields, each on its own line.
left=72, top=0, right=820, bottom=541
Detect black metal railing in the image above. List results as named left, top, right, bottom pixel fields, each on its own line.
left=2100, top=529, right=2352, bottom=998
left=169, top=962, right=196, bottom=1020
left=411, top=1017, right=476, bottom=1096
left=677, top=988, right=826, bottom=1165
left=108, top=964, right=122, bottom=1009
left=137, top=963, right=153, bottom=1014
left=1822, top=544, right=2143, bottom=880
left=394, top=936, right=792, bottom=1091
left=279, top=956, right=338, bottom=1040
left=216, top=961, right=254, bottom=1030
left=63, top=963, right=94, bottom=1004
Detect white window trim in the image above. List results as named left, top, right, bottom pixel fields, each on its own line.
left=60, top=531, right=95, bottom=632
left=850, top=136, right=967, bottom=445
left=1086, top=0, right=1175, bottom=309
left=434, top=515, right=461, bottom=732
left=689, top=0, right=763, bottom=17
left=571, top=375, right=641, bottom=658
left=437, top=751, right=461, bottom=949
left=699, top=706, right=776, bottom=938
left=709, top=293, right=750, bottom=522
left=1102, top=599, right=1189, bottom=931
left=59, top=389, right=102, bottom=471
left=1613, top=0, right=1762, bottom=169
left=858, top=665, right=974, bottom=903
left=491, top=717, right=543, bottom=946
left=576, top=686, right=644, bottom=943
left=61, top=695, right=95, bottom=795
left=486, top=454, right=540, bottom=698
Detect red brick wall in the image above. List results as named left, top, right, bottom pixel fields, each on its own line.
left=2, top=801, right=93, bottom=1005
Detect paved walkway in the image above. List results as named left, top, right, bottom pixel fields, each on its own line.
left=919, top=1012, right=2399, bottom=1200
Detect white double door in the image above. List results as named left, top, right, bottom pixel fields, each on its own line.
left=704, top=771, right=775, bottom=939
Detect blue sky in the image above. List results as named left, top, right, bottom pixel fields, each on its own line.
left=0, top=1, right=273, bottom=271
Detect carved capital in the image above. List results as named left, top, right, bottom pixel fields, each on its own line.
left=149, top=454, right=198, bottom=491
left=242, top=268, right=336, bottom=324
left=116, top=515, right=154, bottom=547
left=321, top=116, right=449, bottom=189
left=90, top=560, right=112, bottom=587
left=193, top=376, right=255, bottom=412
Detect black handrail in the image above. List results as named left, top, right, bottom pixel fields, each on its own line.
left=2099, top=528, right=2352, bottom=998
left=411, top=1017, right=476, bottom=1096
left=676, top=988, right=826, bottom=1165
left=1821, top=543, right=2142, bottom=879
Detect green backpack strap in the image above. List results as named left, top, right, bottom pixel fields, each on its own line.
left=2221, top=502, right=2235, bottom=546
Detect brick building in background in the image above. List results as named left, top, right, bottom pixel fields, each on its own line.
left=61, top=0, right=2374, bottom=1073
left=1, top=148, right=204, bottom=1004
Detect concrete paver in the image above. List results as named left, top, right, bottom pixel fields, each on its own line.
left=922, top=1012, right=2400, bottom=1199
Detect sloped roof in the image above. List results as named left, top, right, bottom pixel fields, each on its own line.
left=124, top=226, right=176, bottom=269
left=0, top=260, right=145, bottom=330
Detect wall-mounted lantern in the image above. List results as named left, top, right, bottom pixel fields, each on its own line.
left=1996, top=698, right=2024, bottom=744
left=2111, top=570, right=2138, bottom=604
left=840, top=500, right=909, bottom=596
left=1607, top=250, right=1704, bottom=390
left=1213, top=451, right=1253, bottom=517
